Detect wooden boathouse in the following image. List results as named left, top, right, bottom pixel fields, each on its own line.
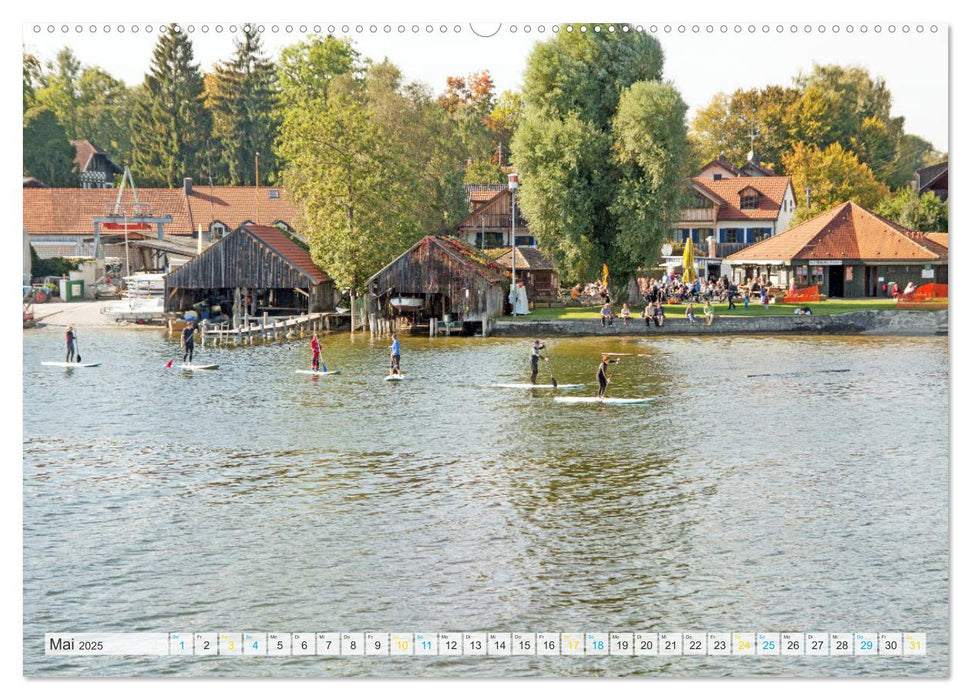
left=367, top=235, right=507, bottom=335
left=164, top=223, right=336, bottom=319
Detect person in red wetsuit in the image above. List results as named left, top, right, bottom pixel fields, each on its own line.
left=311, top=332, right=325, bottom=372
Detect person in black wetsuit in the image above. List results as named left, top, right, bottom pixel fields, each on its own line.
left=597, top=354, right=619, bottom=398
left=530, top=339, right=548, bottom=384
left=181, top=321, right=196, bottom=365
left=65, top=325, right=77, bottom=363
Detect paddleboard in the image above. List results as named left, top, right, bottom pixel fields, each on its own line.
left=180, top=364, right=219, bottom=370
left=41, top=361, right=101, bottom=368
left=492, top=383, right=584, bottom=389
left=295, top=369, right=342, bottom=376
left=553, top=396, right=654, bottom=405
left=384, top=375, right=408, bottom=381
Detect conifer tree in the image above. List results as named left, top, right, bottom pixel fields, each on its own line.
left=130, top=25, right=211, bottom=186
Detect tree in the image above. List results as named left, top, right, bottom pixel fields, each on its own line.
left=23, top=52, right=42, bottom=112
left=782, top=142, right=890, bottom=222
left=888, top=134, right=945, bottom=190
left=278, top=55, right=467, bottom=314
left=611, top=82, right=691, bottom=269
left=513, top=24, right=685, bottom=288
left=129, top=25, right=212, bottom=186
left=74, top=68, right=134, bottom=168
left=30, top=48, right=134, bottom=169
left=206, top=28, right=280, bottom=185
left=690, top=86, right=798, bottom=171
left=279, top=93, right=413, bottom=305
left=277, top=34, right=363, bottom=104
left=486, top=90, right=523, bottom=165
left=876, top=189, right=948, bottom=232
left=23, top=106, right=75, bottom=186
left=33, top=48, right=81, bottom=136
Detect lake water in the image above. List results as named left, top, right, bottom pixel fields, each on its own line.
left=22, top=328, right=949, bottom=677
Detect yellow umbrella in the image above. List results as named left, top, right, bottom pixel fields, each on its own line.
left=682, top=236, right=697, bottom=283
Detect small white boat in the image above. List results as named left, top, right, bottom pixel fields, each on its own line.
left=390, top=297, right=424, bottom=309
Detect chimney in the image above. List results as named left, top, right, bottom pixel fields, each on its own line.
left=184, top=177, right=193, bottom=194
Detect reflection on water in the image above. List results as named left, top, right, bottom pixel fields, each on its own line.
left=23, top=329, right=948, bottom=676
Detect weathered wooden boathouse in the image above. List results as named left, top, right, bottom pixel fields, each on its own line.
left=164, top=223, right=336, bottom=317
left=367, top=235, right=507, bottom=334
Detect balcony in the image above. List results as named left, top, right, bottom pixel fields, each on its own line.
left=677, top=207, right=717, bottom=224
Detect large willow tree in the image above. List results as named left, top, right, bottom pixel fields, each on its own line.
left=512, top=25, right=690, bottom=289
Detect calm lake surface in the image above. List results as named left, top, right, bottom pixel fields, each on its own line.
left=22, top=328, right=949, bottom=677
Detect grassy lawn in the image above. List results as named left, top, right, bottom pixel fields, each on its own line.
left=506, top=298, right=927, bottom=320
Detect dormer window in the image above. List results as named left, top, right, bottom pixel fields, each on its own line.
left=739, top=187, right=761, bottom=209
left=268, top=189, right=280, bottom=199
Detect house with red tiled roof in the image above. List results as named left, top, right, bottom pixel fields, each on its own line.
left=23, top=177, right=302, bottom=260
left=669, top=161, right=796, bottom=279
left=725, top=201, right=948, bottom=297
left=456, top=187, right=533, bottom=249
left=70, top=139, right=122, bottom=188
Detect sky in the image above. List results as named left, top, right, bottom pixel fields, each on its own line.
left=21, top=21, right=949, bottom=152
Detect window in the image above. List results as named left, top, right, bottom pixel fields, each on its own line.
left=713, top=173, right=723, bottom=180
left=210, top=222, right=227, bottom=240
left=515, top=236, right=536, bottom=247
left=722, top=229, right=741, bottom=243
left=740, top=193, right=760, bottom=209
left=268, top=189, right=280, bottom=199
left=476, top=231, right=505, bottom=249
left=751, top=228, right=772, bottom=242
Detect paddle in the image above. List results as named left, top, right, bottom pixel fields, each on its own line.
left=75, top=337, right=81, bottom=363
left=602, top=358, right=620, bottom=398
left=548, top=359, right=558, bottom=388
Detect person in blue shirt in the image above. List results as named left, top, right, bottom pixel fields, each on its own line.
left=530, top=339, right=548, bottom=384
left=389, top=333, right=401, bottom=377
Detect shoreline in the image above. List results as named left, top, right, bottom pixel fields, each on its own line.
left=490, top=309, right=948, bottom=337
left=27, top=302, right=947, bottom=338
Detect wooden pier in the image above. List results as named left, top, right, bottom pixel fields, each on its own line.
left=171, top=311, right=350, bottom=346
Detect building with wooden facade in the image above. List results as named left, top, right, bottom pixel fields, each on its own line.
left=916, top=160, right=948, bottom=202
left=491, top=247, right=559, bottom=300
left=164, top=224, right=334, bottom=316
left=724, top=201, right=948, bottom=297
left=367, top=236, right=507, bottom=331
left=456, top=186, right=533, bottom=249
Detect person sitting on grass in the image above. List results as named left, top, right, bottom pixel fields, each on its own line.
left=704, top=300, right=715, bottom=326
left=685, top=303, right=697, bottom=323
left=794, top=307, right=813, bottom=316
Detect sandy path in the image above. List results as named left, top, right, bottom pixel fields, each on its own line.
left=30, top=300, right=139, bottom=328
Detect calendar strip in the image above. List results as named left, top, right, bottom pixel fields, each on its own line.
left=45, top=632, right=926, bottom=657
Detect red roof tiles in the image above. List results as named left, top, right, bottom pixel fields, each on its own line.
left=691, top=176, right=792, bottom=221
left=242, top=224, right=329, bottom=283
left=725, top=202, right=946, bottom=263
